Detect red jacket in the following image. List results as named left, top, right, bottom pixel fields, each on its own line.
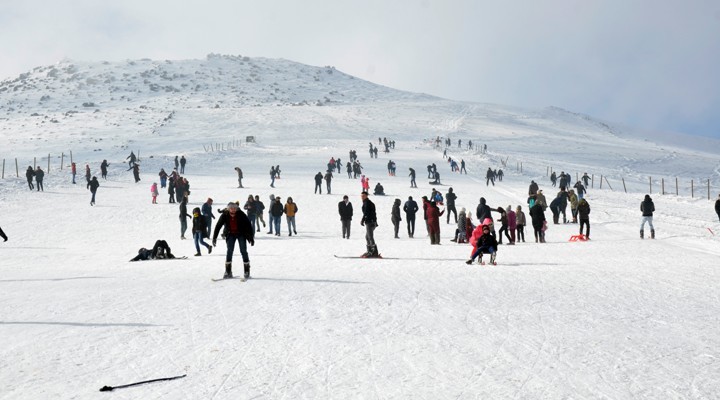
left=425, top=204, right=444, bottom=234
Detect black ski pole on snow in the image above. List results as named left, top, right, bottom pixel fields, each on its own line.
left=99, top=374, right=187, bottom=392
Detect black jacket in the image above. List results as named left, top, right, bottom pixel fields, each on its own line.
left=213, top=210, right=255, bottom=243
left=35, top=169, right=44, bottom=181
left=192, top=215, right=207, bottom=236
left=529, top=203, right=546, bottom=228
left=528, top=182, right=539, bottom=195
left=578, top=200, right=591, bottom=220
left=179, top=200, right=191, bottom=219
left=446, top=191, right=457, bottom=207
left=338, top=201, right=353, bottom=220
left=476, top=199, right=492, bottom=223
left=391, top=201, right=402, bottom=222
left=25, top=167, right=35, bottom=181
left=361, top=198, right=377, bottom=225
left=88, top=178, right=100, bottom=193
left=314, top=173, right=323, bottom=184
left=716, top=199, right=720, bottom=215
left=403, top=200, right=418, bottom=217
left=270, top=200, right=284, bottom=217
left=475, top=233, right=498, bottom=249
left=641, top=197, right=655, bottom=217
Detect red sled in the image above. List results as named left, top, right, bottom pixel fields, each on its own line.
left=568, top=235, right=588, bottom=242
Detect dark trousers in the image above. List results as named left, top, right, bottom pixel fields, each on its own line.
left=36, top=180, right=43, bottom=191
left=406, top=215, right=415, bottom=236
left=516, top=225, right=525, bottom=242
left=225, top=235, right=249, bottom=263
left=446, top=205, right=457, bottom=223
left=342, top=219, right=351, bottom=238
left=580, top=219, right=590, bottom=237
left=498, top=225, right=511, bottom=243
left=315, top=183, right=322, bottom=194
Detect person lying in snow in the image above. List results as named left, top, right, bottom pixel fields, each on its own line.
left=129, top=240, right=176, bottom=261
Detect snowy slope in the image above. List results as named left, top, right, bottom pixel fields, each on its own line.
left=1, top=56, right=720, bottom=399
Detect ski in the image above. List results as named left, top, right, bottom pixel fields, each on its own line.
left=211, top=277, right=246, bottom=282
left=333, top=255, right=398, bottom=259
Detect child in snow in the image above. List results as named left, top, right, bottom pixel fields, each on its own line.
left=151, top=182, right=159, bottom=204
left=466, top=224, right=498, bottom=265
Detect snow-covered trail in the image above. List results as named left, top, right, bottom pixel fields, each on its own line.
left=1, top=139, right=720, bottom=399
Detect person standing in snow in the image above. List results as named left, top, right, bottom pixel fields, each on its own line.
left=568, top=189, right=579, bottom=223
left=409, top=168, right=417, bottom=188
left=179, top=194, right=191, bottom=239
left=159, top=168, right=168, bottom=188
left=235, top=167, right=244, bottom=188
left=445, top=188, right=457, bottom=224
left=192, top=207, right=213, bottom=256
left=174, top=155, right=179, bottom=171
left=202, top=198, right=215, bottom=237
left=715, top=194, right=720, bottom=222
left=284, top=197, right=298, bottom=236
left=270, top=195, right=284, bottom=236
left=640, top=194, right=655, bottom=239
left=100, top=159, right=109, bottom=180
left=132, top=163, right=141, bottom=183
left=360, top=191, right=380, bottom=257
left=515, top=205, right=526, bottom=243
left=213, top=202, right=254, bottom=280
left=25, top=166, right=35, bottom=190
left=0, top=225, right=8, bottom=242
left=403, top=196, right=419, bottom=238
left=254, top=195, right=266, bottom=232
left=391, top=198, right=402, bottom=239
left=528, top=180, right=539, bottom=195
left=573, top=181, right=586, bottom=199
left=507, top=205, right=517, bottom=245
left=314, top=172, right=323, bottom=194
left=529, top=201, right=546, bottom=243
left=85, top=164, right=92, bottom=184
left=495, top=207, right=511, bottom=245
left=88, top=176, right=100, bottom=206
left=150, top=182, right=159, bottom=204
left=338, top=195, right=353, bottom=239
left=426, top=201, right=444, bottom=245
left=270, top=166, right=277, bottom=188
left=578, top=198, right=591, bottom=239
left=244, top=195, right=257, bottom=233
left=324, top=170, right=333, bottom=194
left=35, top=167, right=44, bottom=191
left=71, top=162, right=77, bottom=184
left=486, top=167, right=495, bottom=186
left=180, top=156, right=186, bottom=174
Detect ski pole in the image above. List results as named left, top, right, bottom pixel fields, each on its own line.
left=99, top=374, right=186, bottom=392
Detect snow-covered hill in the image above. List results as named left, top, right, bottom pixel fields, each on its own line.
left=1, top=56, right=720, bottom=399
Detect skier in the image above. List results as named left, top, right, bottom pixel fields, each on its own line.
left=338, top=195, right=353, bottom=239
left=0, top=225, right=7, bottom=242
left=202, top=198, right=215, bottom=237
left=191, top=207, right=213, bottom=256
left=409, top=168, right=417, bottom=188
left=466, top=224, right=498, bottom=265
left=100, top=160, right=109, bottom=180
left=180, top=156, right=186, bottom=174
left=284, top=197, right=298, bottom=236
left=391, top=198, right=402, bottom=239
left=129, top=240, right=176, bottom=261
left=403, top=196, right=419, bottom=238
left=360, top=191, right=380, bottom=257
left=88, top=176, right=100, bottom=206
left=126, top=151, right=137, bottom=168
left=35, top=167, right=44, bottom=191
left=25, top=166, right=35, bottom=190
left=150, top=182, right=159, bottom=204
left=426, top=201, right=444, bottom=245
left=445, top=188, right=457, bottom=224
left=640, top=194, right=655, bottom=239
left=212, top=202, right=255, bottom=280
left=578, top=198, right=591, bottom=239
left=179, top=194, right=191, bottom=239
left=235, top=167, right=244, bottom=188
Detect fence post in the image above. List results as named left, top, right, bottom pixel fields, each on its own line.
left=1, top=159, right=4, bottom=179
left=600, top=175, right=603, bottom=189
left=622, top=178, right=627, bottom=193
left=591, top=174, right=594, bottom=188
left=520, top=162, right=523, bottom=173
left=70, top=151, right=73, bottom=165
left=61, top=152, right=64, bottom=170
left=48, top=153, right=50, bottom=173
left=691, top=180, right=694, bottom=198
left=604, top=176, right=613, bottom=191
left=676, top=177, right=679, bottom=196
left=34, top=157, right=36, bottom=169
left=662, top=178, right=665, bottom=195
left=649, top=177, right=652, bottom=194
left=709, top=179, right=711, bottom=200
left=138, top=150, right=140, bottom=161
left=15, top=158, right=19, bottom=177
left=576, top=172, right=579, bottom=183
left=546, top=166, right=549, bottom=176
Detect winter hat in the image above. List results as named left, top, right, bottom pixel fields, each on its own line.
left=460, top=207, right=466, bottom=213
left=227, top=202, right=238, bottom=210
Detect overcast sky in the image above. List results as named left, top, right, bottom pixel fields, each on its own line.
left=2, top=0, right=719, bottom=137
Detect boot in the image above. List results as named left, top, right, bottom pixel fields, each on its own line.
left=243, top=262, right=251, bottom=279
left=224, top=262, right=233, bottom=279
left=651, top=229, right=655, bottom=239
left=640, top=230, right=644, bottom=239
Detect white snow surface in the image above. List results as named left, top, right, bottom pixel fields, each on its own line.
left=1, top=56, right=720, bottom=399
